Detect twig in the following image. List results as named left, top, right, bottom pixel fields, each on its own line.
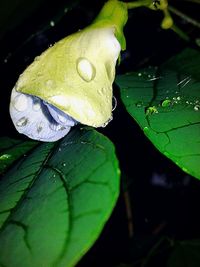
left=171, top=24, right=190, bottom=41
left=168, top=5, right=200, bottom=29
left=123, top=190, right=134, bottom=238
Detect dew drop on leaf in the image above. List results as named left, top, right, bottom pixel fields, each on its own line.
left=194, top=105, right=200, bottom=111
left=161, top=99, right=171, bottom=107
left=76, top=57, right=96, bottom=82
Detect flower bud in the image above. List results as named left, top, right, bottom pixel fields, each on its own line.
left=10, top=0, right=128, bottom=141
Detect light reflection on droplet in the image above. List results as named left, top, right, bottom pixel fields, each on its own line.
left=194, top=105, right=200, bottom=111
left=16, top=117, right=28, bottom=127
left=13, top=94, right=28, bottom=112
left=76, top=57, right=96, bottom=82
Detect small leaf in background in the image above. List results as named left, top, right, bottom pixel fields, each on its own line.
left=0, top=137, right=38, bottom=174
left=167, top=240, right=200, bottom=267
left=117, top=48, right=200, bottom=180
left=0, top=128, right=120, bottom=267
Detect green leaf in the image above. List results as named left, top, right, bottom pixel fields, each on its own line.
left=167, top=240, right=200, bottom=267
left=163, top=48, right=200, bottom=81
left=116, top=49, right=200, bottom=179
left=0, top=128, right=120, bottom=267
left=0, top=137, right=38, bottom=174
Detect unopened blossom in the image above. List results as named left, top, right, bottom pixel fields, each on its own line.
left=10, top=0, right=128, bottom=141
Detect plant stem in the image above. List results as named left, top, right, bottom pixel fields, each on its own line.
left=168, top=5, right=200, bottom=29
left=126, top=0, right=151, bottom=9
left=171, top=24, right=190, bottom=41
left=175, top=0, right=200, bottom=4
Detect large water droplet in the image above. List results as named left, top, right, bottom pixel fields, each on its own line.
left=13, top=94, right=28, bottom=111
left=161, top=99, right=171, bottom=107
left=112, top=96, right=117, bottom=111
left=16, top=117, right=28, bottom=127
left=76, top=57, right=96, bottom=82
left=194, top=105, right=200, bottom=111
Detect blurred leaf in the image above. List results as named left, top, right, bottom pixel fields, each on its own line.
left=167, top=240, right=200, bottom=267
left=117, top=48, right=200, bottom=179
left=0, top=128, right=120, bottom=267
left=163, top=48, right=200, bottom=81
left=0, top=137, right=38, bottom=174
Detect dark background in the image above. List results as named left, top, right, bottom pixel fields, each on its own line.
left=0, top=1, right=200, bottom=266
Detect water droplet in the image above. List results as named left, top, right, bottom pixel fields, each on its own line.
left=164, top=151, right=170, bottom=157
left=46, top=80, right=54, bottom=87
left=177, top=96, right=181, bottom=101
left=161, top=99, right=171, bottom=107
left=16, top=117, right=28, bottom=127
left=194, top=105, right=200, bottom=111
left=13, top=94, right=28, bottom=111
left=32, top=98, right=41, bottom=111
left=36, top=122, right=44, bottom=133
left=101, top=115, right=113, bottom=128
left=0, top=154, right=11, bottom=160
left=136, top=101, right=143, bottom=108
left=138, top=73, right=142, bottom=77
left=182, top=167, right=188, bottom=173
left=143, top=126, right=148, bottom=132
left=50, top=123, right=66, bottom=131
left=112, top=96, right=117, bottom=111
left=76, top=57, right=96, bottom=82
left=50, top=20, right=55, bottom=27
left=145, top=106, right=158, bottom=115
left=62, top=163, right=66, bottom=167
left=98, top=87, right=107, bottom=96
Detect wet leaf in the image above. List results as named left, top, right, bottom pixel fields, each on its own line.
left=0, top=128, right=120, bottom=267
left=0, top=137, right=38, bottom=174
left=167, top=240, right=200, bottom=267
left=117, top=49, right=200, bottom=179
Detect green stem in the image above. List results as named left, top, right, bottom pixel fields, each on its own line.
left=126, top=0, right=151, bottom=9
left=168, top=5, right=200, bottom=29
left=171, top=24, right=190, bottom=41
left=175, top=0, right=200, bottom=4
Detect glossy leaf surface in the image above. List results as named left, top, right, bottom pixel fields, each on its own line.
left=117, top=49, right=200, bottom=179
left=0, top=128, right=120, bottom=267
left=167, top=240, right=200, bottom=267
left=0, top=137, right=37, bottom=174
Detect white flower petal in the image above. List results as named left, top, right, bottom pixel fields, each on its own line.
left=9, top=87, right=71, bottom=142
